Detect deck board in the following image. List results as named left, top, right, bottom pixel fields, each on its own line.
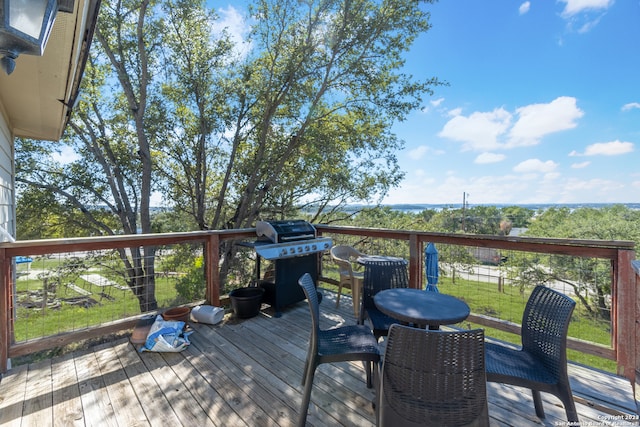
left=51, top=353, right=84, bottom=426
left=111, top=336, right=182, bottom=426
left=76, top=348, right=118, bottom=427
left=22, top=358, right=53, bottom=427
left=0, top=364, right=28, bottom=427
left=0, top=290, right=637, bottom=426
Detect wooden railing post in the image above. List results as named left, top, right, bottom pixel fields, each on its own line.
left=408, top=233, right=421, bottom=289
left=615, top=248, right=636, bottom=382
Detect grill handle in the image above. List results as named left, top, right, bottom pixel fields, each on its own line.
left=280, top=234, right=315, bottom=241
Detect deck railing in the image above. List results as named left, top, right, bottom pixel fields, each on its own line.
left=317, top=225, right=637, bottom=382
left=0, top=226, right=637, bottom=388
left=0, top=229, right=254, bottom=372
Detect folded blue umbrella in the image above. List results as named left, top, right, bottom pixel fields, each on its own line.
left=425, top=242, right=439, bottom=292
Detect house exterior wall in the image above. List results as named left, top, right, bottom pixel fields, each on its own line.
left=0, top=110, right=15, bottom=243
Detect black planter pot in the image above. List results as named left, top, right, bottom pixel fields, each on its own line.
left=229, top=287, right=265, bottom=318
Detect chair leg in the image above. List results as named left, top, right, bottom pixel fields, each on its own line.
left=297, top=367, right=316, bottom=427
left=365, top=360, right=372, bottom=388
left=301, top=354, right=314, bottom=386
left=532, top=390, right=546, bottom=419
left=558, top=388, right=580, bottom=424
left=352, top=280, right=361, bottom=319
left=372, top=359, right=380, bottom=422
left=335, top=281, right=344, bottom=308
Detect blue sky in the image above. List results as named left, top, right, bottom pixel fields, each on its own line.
left=213, top=0, right=639, bottom=205
left=381, top=0, right=640, bottom=205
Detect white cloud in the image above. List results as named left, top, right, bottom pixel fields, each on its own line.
left=519, top=2, right=531, bottom=15
left=475, top=152, right=505, bottom=164
left=558, top=0, right=613, bottom=34
left=447, top=107, right=463, bottom=117
left=576, top=16, right=602, bottom=33
left=585, top=140, right=634, bottom=156
left=431, top=98, right=445, bottom=107
left=421, top=97, right=445, bottom=114
left=559, top=0, right=614, bottom=18
left=571, top=161, right=590, bottom=168
left=563, top=177, right=624, bottom=193
left=213, top=6, right=252, bottom=58
left=408, top=146, right=429, bottom=160
left=407, top=145, right=445, bottom=160
left=513, top=158, right=558, bottom=174
left=507, top=97, right=583, bottom=147
left=543, top=172, right=562, bottom=181
left=438, top=108, right=511, bottom=151
left=622, top=102, right=640, bottom=111
left=439, top=97, right=583, bottom=152
left=571, top=140, right=635, bottom=156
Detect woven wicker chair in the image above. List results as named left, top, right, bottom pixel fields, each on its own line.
left=485, top=285, right=578, bottom=424
left=297, top=273, right=380, bottom=427
left=378, top=324, right=489, bottom=427
left=330, top=245, right=365, bottom=317
left=359, top=257, right=409, bottom=340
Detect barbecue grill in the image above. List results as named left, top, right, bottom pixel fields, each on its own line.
left=255, top=220, right=332, bottom=260
left=250, top=220, right=332, bottom=316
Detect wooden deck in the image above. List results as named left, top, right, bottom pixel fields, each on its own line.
left=0, top=291, right=638, bottom=427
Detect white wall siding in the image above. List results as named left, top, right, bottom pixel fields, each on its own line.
left=0, top=112, right=15, bottom=242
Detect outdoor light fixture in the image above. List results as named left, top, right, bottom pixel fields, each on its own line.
left=0, top=0, right=74, bottom=75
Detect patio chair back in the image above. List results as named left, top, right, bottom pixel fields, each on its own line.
left=379, top=324, right=489, bottom=427
left=360, top=257, right=409, bottom=340
left=297, top=273, right=380, bottom=427
left=522, top=285, right=574, bottom=378
left=485, top=285, right=578, bottom=424
left=330, top=245, right=365, bottom=316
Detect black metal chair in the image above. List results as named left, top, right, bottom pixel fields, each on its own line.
left=485, top=285, right=579, bottom=424
left=378, top=324, right=489, bottom=427
left=297, top=273, right=380, bottom=427
left=358, top=257, right=409, bottom=340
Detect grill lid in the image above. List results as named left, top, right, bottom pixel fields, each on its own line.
left=256, top=220, right=317, bottom=243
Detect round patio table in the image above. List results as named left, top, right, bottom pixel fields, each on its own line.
left=374, top=288, right=470, bottom=330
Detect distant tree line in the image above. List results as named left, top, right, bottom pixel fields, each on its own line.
left=329, top=204, right=536, bottom=234
left=333, top=204, right=639, bottom=318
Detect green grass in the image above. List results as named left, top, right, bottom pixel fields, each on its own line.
left=13, top=261, right=184, bottom=341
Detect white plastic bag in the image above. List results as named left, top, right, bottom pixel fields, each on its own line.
left=190, top=305, right=224, bottom=325
left=140, top=315, right=192, bottom=352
